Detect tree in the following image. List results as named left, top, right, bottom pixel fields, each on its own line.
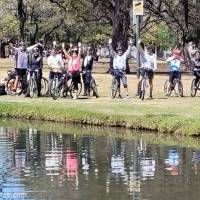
left=143, top=0, right=200, bottom=67
left=142, top=23, right=176, bottom=48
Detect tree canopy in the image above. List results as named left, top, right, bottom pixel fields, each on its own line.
left=0, top=0, right=199, bottom=49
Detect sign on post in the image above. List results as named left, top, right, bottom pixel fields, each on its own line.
left=133, top=0, right=144, bottom=16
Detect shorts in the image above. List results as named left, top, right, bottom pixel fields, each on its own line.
left=141, top=68, right=154, bottom=80
left=113, top=70, right=127, bottom=87
left=169, top=71, right=181, bottom=83
left=15, top=68, right=27, bottom=77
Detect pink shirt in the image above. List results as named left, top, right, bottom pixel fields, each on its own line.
left=68, top=57, right=81, bottom=73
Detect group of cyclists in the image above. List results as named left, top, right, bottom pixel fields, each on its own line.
left=3, top=38, right=200, bottom=100
left=5, top=41, right=100, bottom=99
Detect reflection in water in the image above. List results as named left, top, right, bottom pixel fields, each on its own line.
left=0, top=125, right=200, bottom=200
left=165, top=148, right=180, bottom=176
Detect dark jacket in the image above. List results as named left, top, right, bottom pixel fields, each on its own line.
left=82, top=54, right=99, bottom=71
left=28, top=55, right=42, bottom=70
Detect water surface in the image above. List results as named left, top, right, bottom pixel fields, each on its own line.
left=0, top=121, right=200, bottom=200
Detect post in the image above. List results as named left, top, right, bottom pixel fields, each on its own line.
left=136, top=15, right=140, bottom=78
left=133, top=0, right=143, bottom=78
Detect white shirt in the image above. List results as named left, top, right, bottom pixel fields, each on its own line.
left=47, top=54, right=64, bottom=72
left=110, top=46, right=132, bottom=70
left=140, top=51, right=157, bottom=71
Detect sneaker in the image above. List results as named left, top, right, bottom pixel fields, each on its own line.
left=149, top=95, right=153, bottom=99
left=124, top=95, right=130, bottom=100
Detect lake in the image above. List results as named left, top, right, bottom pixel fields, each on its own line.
left=0, top=120, right=200, bottom=200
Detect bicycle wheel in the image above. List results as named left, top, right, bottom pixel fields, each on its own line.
left=191, top=79, right=197, bottom=97
left=29, top=78, right=38, bottom=98
left=60, top=86, right=69, bottom=98
left=178, top=80, right=183, bottom=97
left=69, top=81, right=82, bottom=99
left=164, top=80, right=169, bottom=94
left=41, top=77, right=48, bottom=97
left=167, top=81, right=174, bottom=97
left=6, top=78, right=22, bottom=95
left=140, top=79, right=146, bottom=101
left=50, top=79, right=60, bottom=100
left=110, top=77, right=118, bottom=99
left=90, top=78, right=99, bottom=98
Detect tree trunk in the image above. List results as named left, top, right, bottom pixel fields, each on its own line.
left=112, top=0, right=130, bottom=52
left=0, top=42, right=8, bottom=58
left=18, top=0, right=27, bottom=41
left=110, top=0, right=132, bottom=73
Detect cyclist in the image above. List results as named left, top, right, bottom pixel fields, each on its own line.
left=192, top=51, right=200, bottom=88
left=9, top=42, right=41, bottom=95
left=137, top=39, right=157, bottom=99
left=62, top=42, right=82, bottom=98
left=166, top=51, right=182, bottom=95
left=26, top=47, right=42, bottom=97
left=82, top=47, right=99, bottom=96
left=47, top=48, right=65, bottom=83
left=108, top=38, right=133, bottom=98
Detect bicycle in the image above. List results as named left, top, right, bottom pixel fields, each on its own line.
left=139, top=68, right=149, bottom=101
left=191, top=70, right=200, bottom=97
left=110, top=70, right=125, bottom=99
left=68, top=73, right=82, bottom=99
left=27, top=69, right=39, bottom=98
left=40, top=77, right=48, bottom=97
left=6, top=70, right=23, bottom=95
left=165, top=77, right=183, bottom=97
left=49, top=72, right=63, bottom=100
left=82, top=71, right=99, bottom=98
left=90, top=77, right=99, bottom=98
left=27, top=69, right=49, bottom=98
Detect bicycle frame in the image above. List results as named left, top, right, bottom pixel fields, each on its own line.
left=139, top=68, right=150, bottom=100
left=27, top=69, right=41, bottom=82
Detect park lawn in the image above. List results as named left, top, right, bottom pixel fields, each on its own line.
left=0, top=59, right=199, bottom=136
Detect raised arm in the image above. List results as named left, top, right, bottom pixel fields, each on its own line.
left=62, top=42, right=72, bottom=60
left=77, top=42, right=82, bottom=58
left=9, top=43, right=18, bottom=53
left=27, top=43, right=42, bottom=51
left=153, top=53, right=157, bottom=71
left=108, top=39, right=116, bottom=57
left=124, top=40, right=134, bottom=58
left=137, top=39, right=145, bottom=56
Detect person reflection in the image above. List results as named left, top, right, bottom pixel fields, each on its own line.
left=140, top=158, right=156, bottom=180
left=165, top=148, right=180, bottom=176
left=192, top=150, right=200, bottom=175
left=66, top=148, right=78, bottom=177
left=111, top=141, right=125, bottom=175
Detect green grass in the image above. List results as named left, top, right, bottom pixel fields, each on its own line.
left=0, top=94, right=200, bottom=136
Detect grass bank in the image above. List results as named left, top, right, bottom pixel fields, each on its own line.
left=0, top=94, right=200, bottom=136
